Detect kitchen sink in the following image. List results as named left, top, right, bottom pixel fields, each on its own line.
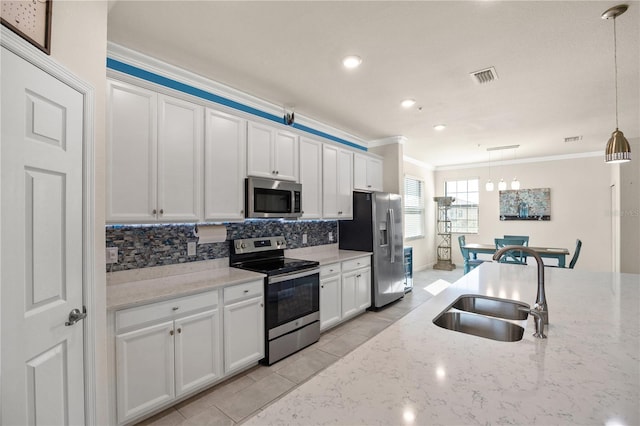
left=433, top=311, right=525, bottom=342
left=451, top=295, right=530, bottom=320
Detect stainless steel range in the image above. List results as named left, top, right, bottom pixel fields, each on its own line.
left=230, top=236, right=320, bottom=365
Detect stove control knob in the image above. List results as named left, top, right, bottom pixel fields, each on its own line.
left=241, top=243, right=247, bottom=249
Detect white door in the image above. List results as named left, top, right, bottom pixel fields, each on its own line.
left=223, top=297, right=264, bottom=374
left=273, top=129, right=298, bottom=181
left=1, top=47, right=85, bottom=425
left=320, top=275, right=341, bottom=331
left=247, top=121, right=275, bottom=179
left=299, top=137, right=322, bottom=219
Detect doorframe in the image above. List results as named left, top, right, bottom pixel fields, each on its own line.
left=1, top=27, right=98, bottom=424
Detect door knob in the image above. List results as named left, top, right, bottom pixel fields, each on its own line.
left=65, top=307, right=87, bottom=326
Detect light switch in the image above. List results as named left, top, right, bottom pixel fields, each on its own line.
left=302, top=233, right=308, bottom=244
left=106, top=247, right=118, bottom=264
left=187, top=241, right=197, bottom=256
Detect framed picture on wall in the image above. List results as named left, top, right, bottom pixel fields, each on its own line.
left=1, top=0, right=52, bottom=55
left=499, top=188, right=551, bottom=221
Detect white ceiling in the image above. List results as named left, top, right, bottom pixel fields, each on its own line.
left=107, top=1, right=640, bottom=167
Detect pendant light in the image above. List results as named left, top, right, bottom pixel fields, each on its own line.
left=510, top=148, right=520, bottom=190
left=497, top=150, right=506, bottom=191
left=485, top=151, right=494, bottom=191
left=602, top=4, right=631, bottom=163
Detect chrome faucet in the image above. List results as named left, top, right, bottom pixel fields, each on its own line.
left=493, top=246, right=548, bottom=338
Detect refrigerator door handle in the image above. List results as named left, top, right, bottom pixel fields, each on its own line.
left=388, top=208, right=395, bottom=263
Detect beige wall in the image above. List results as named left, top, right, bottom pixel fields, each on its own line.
left=50, top=1, right=109, bottom=423
left=619, top=138, right=640, bottom=273
left=435, top=155, right=616, bottom=272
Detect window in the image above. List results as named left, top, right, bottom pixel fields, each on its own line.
left=404, top=176, right=425, bottom=239
left=445, top=178, right=479, bottom=233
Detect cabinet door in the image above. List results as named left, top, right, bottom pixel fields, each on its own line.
left=223, top=297, right=264, bottom=374
left=341, top=271, right=358, bottom=319
left=299, top=137, right=322, bottom=218
left=273, top=129, right=298, bottom=181
left=356, top=268, right=372, bottom=311
left=174, top=309, right=222, bottom=397
left=322, top=144, right=339, bottom=218
left=115, top=321, right=175, bottom=424
left=353, top=154, right=368, bottom=191
left=107, top=80, right=157, bottom=223
left=320, top=275, right=341, bottom=331
left=367, top=157, right=383, bottom=192
left=337, top=149, right=353, bottom=218
left=247, top=121, right=274, bottom=179
left=204, top=109, right=246, bottom=221
left=157, top=95, right=203, bottom=222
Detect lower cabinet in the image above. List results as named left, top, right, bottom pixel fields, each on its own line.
left=223, top=280, right=265, bottom=374
left=319, top=256, right=372, bottom=331
left=320, top=263, right=342, bottom=331
left=111, top=281, right=264, bottom=425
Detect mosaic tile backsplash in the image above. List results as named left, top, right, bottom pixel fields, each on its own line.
left=106, top=220, right=338, bottom=271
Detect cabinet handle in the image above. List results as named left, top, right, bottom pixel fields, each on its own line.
left=276, top=170, right=279, bottom=175
left=321, top=285, right=324, bottom=288
left=357, top=274, right=362, bottom=278
left=152, top=209, right=157, bottom=215
left=169, top=329, right=174, bottom=336
left=159, top=209, right=164, bottom=215
left=177, top=328, right=182, bottom=334
left=260, top=303, right=264, bottom=307
left=367, top=185, right=372, bottom=188
left=272, top=170, right=276, bottom=174
left=240, top=209, right=244, bottom=214
left=172, top=307, right=179, bottom=311
left=244, top=289, right=249, bottom=293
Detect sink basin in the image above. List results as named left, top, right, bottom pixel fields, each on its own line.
left=451, top=295, right=530, bottom=320
left=433, top=311, right=525, bottom=342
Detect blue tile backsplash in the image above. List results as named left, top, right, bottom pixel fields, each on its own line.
left=106, top=220, right=337, bottom=271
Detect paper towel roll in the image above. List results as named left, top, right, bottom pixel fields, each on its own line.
left=195, top=224, right=227, bottom=244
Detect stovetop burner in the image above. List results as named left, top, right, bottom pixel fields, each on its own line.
left=229, top=236, right=319, bottom=276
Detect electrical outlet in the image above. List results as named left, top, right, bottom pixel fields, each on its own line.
left=302, top=233, right=308, bottom=244
left=328, top=232, right=334, bottom=242
left=187, top=241, right=197, bottom=256
left=106, top=247, right=118, bottom=264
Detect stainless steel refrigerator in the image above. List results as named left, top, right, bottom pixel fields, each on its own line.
left=339, top=191, right=406, bottom=308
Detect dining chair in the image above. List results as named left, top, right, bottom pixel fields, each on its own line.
left=494, top=237, right=528, bottom=265
left=458, top=235, right=486, bottom=274
left=546, top=239, right=582, bottom=269
left=504, top=235, right=529, bottom=246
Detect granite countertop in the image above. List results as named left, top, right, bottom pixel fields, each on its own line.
left=106, top=259, right=265, bottom=311
left=106, top=246, right=371, bottom=311
left=245, top=262, right=640, bottom=425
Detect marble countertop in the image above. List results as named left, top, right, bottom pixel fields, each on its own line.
left=106, top=247, right=371, bottom=311
left=245, top=262, right=640, bottom=425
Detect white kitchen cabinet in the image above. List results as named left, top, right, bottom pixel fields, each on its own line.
left=322, top=144, right=353, bottom=219
left=299, top=137, right=323, bottom=219
left=223, top=280, right=265, bottom=374
left=113, top=290, right=221, bottom=425
left=107, top=80, right=203, bottom=223
left=354, top=153, right=383, bottom=192
left=340, top=256, right=372, bottom=320
left=247, top=121, right=298, bottom=182
left=319, top=263, right=341, bottom=331
left=204, top=108, right=246, bottom=221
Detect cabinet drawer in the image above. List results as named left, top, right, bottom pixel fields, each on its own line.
left=342, top=256, right=371, bottom=272
left=224, top=280, right=263, bottom=304
left=116, top=290, right=218, bottom=333
left=320, top=263, right=341, bottom=277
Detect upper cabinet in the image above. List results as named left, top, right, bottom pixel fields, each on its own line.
left=353, top=153, right=383, bottom=192
left=299, top=137, right=323, bottom=219
left=323, top=144, right=353, bottom=219
left=107, top=80, right=203, bottom=223
left=247, top=121, right=298, bottom=182
left=204, top=109, right=246, bottom=221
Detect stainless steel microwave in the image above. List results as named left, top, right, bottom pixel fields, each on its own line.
left=245, top=177, right=302, bottom=219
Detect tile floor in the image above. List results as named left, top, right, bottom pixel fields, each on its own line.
left=136, top=267, right=464, bottom=426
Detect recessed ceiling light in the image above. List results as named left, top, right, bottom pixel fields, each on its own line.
left=401, top=99, right=416, bottom=108
left=342, top=55, right=362, bottom=69
left=433, top=124, right=446, bottom=131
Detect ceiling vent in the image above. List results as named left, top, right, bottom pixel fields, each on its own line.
left=564, top=136, right=583, bottom=143
left=470, top=67, right=498, bottom=84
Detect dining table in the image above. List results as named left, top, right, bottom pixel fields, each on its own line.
left=462, top=243, right=570, bottom=268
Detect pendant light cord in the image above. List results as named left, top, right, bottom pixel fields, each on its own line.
left=614, top=16, right=619, bottom=130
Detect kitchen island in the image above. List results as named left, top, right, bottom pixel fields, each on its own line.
left=245, top=262, right=639, bottom=425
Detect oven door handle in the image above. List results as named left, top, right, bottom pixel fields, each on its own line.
left=268, top=268, right=320, bottom=284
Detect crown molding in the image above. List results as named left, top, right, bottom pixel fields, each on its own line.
left=106, top=42, right=367, bottom=150
left=403, top=155, right=435, bottom=171
left=368, top=136, right=408, bottom=147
